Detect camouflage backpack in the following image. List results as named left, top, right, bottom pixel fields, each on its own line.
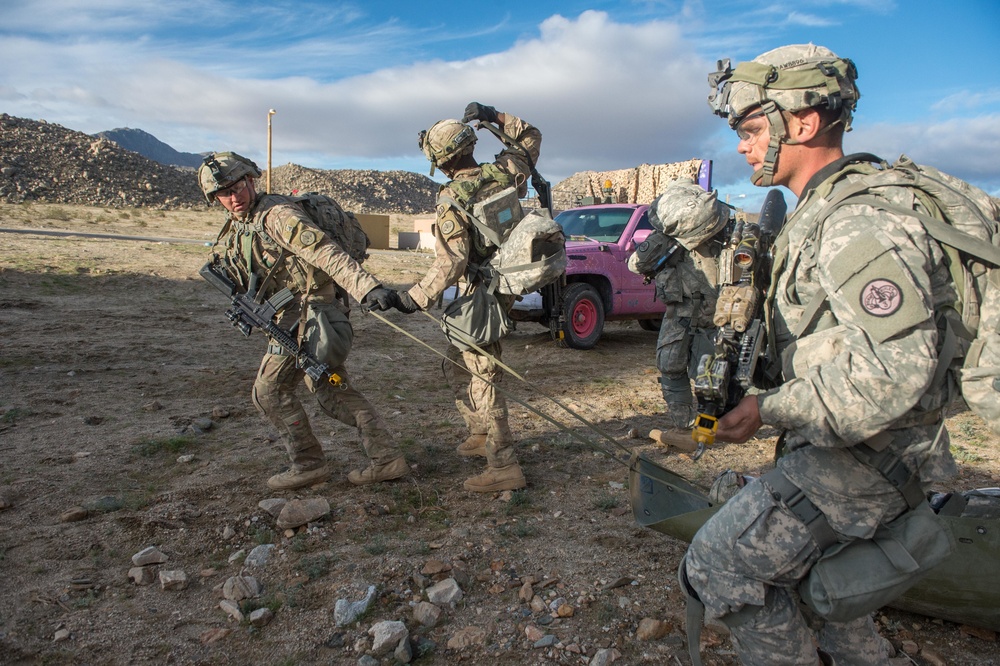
left=439, top=164, right=566, bottom=296
left=286, top=192, right=370, bottom=264
left=811, top=155, right=1000, bottom=434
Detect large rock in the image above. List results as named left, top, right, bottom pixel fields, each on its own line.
left=276, top=498, right=330, bottom=529
left=369, top=620, right=408, bottom=656
left=426, top=577, right=463, bottom=605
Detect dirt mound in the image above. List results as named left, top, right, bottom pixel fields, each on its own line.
left=0, top=114, right=206, bottom=209
left=265, top=163, right=437, bottom=214
left=0, top=114, right=438, bottom=214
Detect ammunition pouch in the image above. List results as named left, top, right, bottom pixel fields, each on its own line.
left=441, top=286, right=514, bottom=352
left=798, top=502, right=954, bottom=623
left=301, top=303, right=353, bottom=369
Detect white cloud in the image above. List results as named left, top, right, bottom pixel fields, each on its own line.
left=931, top=88, right=1000, bottom=114
left=1, top=10, right=716, bottom=184
left=1, top=5, right=997, bottom=199
left=849, top=115, right=1000, bottom=195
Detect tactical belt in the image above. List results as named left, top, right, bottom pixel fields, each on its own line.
left=849, top=442, right=925, bottom=510
left=760, top=467, right=839, bottom=551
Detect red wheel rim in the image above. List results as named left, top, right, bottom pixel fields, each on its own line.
left=571, top=299, right=597, bottom=338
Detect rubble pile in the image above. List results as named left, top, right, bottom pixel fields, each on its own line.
left=0, top=114, right=439, bottom=213
left=265, top=163, right=437, bottom=214
left=0, top=113, right=705, bottom=215
left=551, top=159, right=706, bottom=208
left=0, top=114, right=205, bottom=209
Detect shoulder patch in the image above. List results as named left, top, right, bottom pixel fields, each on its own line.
left=825, top=230, right=931, bottom=344
left=860, top=279, right=903, bottom=317
left=298, top=229, right=318, bottom=247
left=439, top=219, right=457, bottom=236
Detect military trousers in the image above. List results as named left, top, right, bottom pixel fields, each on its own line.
left=252, top=351, right=401, bottom=472
left=442, top=341, right=517, bottom=469
left=684, top=478, right=890, bottom=666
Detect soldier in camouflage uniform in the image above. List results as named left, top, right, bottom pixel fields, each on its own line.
left=628, top=178, right=728, bottom=428
left=198, top=152, right=409, bottom=491
left=391, top=103, right=540, bottom=493
left=679, top=45, right=958, bottom=665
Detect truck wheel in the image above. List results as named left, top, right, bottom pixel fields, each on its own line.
left=638, top=318, right=662, bottom=332
left=562, top=283, right=605, bottom=349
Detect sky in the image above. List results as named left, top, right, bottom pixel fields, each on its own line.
left=2, top=0, right=999, bottom=211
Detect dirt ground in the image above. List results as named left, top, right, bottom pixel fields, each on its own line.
left=1, top=202, right=998, bottom=666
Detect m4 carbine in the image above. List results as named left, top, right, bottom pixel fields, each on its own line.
left=199, top=259, right=342, bottom=386
left=690, top=189, right=787, bottom=458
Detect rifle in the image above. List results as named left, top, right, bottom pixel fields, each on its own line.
left=689, top=189, right=787, bottom=458
left=474, top=120, right=552, bottom=215
left=199, top=259, right=343, bottom=386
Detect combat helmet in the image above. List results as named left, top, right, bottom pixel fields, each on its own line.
left=418, top=119, right=477, bottom=176
left=198, top=152, right=262, bottom=203
left=707, top=44, right=860, bottom=186
left=650, top=178, right=731, bottom=250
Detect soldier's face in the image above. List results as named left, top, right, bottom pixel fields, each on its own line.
left=735, top=108, right=770, bottom=172
left=216, top=177, right=255, bottom=216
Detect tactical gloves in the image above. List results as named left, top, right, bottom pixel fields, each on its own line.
left=362, top=287, right=399, bottom=312
left=395, top=291, right=420, bottom=314
left=462, top=102, right=499, bottom=125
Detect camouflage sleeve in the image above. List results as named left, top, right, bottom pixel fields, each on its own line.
left=495, top=114, right=541, bottom=197
left=758, top=204, right=940, bottom=447
left=406, top=202, right=470, bottom=309
left=263, top=204, right=380, bottom=303
left=654, top=265, right=683, bottom=304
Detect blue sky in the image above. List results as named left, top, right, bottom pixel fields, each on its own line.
left=2, top=0, right=998, bottom=211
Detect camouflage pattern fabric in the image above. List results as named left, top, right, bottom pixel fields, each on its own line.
left=442, top=338, right=517, bottom=469
left=649, top=178, right=729, bottom=251
left=684, top=159, right=959, bottom=665
left=406, top=113, right=540, bottom=465
left=218, top=194, right=399, bottom=473
left=253, top=353, right=401, bottom=470
left=652, top=240, right=721, bottom=421
left=223, top=196, right=379, bottom=310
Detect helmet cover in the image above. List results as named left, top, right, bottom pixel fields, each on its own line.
left=419, top=119, right=477, bottom=175
left=198, top=152, right=262, bottom=203
left=650, top=178, right=730, bottom=250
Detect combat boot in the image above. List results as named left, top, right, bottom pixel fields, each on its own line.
left=463, top=463, right=526, bottom=492
left=456, top=433, right=487, bottom=457
left=267, top=463, right=331, bottom=491
left=347, top=457, right=409, bottom=486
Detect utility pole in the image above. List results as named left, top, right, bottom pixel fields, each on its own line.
left=266, top=109, right=276, bottom=194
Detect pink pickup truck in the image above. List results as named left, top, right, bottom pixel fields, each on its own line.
left=511, top=203, right=665, bottom=349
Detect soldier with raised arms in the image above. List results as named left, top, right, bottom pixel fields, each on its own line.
left=389, top=103, right=541, bottom=493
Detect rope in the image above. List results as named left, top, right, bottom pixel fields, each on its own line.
left=365, top=308, right=635, bottom=464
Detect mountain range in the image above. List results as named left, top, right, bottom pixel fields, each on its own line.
left=92, top=127, right=207, bottom=169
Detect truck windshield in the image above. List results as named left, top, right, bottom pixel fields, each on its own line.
left=556, top=208, right=633, bottom=242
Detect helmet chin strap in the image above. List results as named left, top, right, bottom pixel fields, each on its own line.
left=751, top=101, right=787, bottom=188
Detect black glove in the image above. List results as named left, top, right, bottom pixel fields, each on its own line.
left=462, top=102, right=499, bottom=125
left=395, top=290, right=420, bottom=314
left=362, top=287, right=398, bottom=312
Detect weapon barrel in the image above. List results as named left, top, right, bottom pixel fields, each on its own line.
left=758, top=189, right=787, bottom=238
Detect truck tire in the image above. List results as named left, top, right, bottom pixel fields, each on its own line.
left=562, top=283, right=605, bottom=349
left=638, top=318, right=662, bottom=332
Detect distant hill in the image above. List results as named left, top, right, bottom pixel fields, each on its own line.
left=0, top=114, right=204, bottom=208
left=266, top=163, right=438, bottom=215
left=93, top=127, right=207, bottom=168
left=0, top=114, right=438, bottom=212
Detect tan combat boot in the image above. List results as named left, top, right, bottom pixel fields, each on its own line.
left=347, top=457, right=409, bottom=486
left=456, top=433, right=487, bottom=457
left=463, top=463, right=526, bottom=492
left=267, top=463, right=331, bottom=491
